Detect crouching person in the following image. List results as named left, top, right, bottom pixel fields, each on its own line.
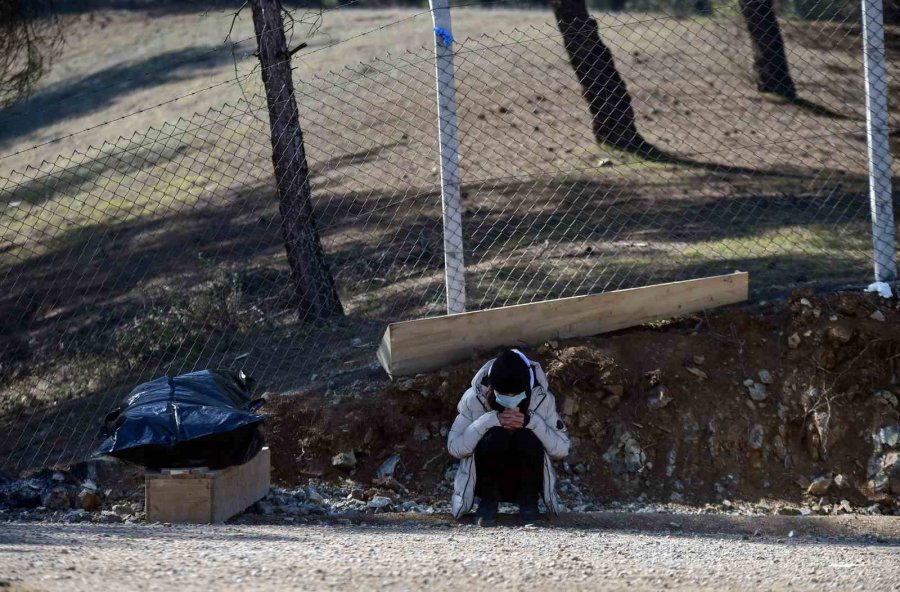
left=447, top=349, right=569, bottom=526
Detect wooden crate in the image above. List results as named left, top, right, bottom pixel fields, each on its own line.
left=145, top=447, right=270, bottom=524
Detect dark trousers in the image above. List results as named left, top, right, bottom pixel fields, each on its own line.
left=474, top=426, right=544, bottom=503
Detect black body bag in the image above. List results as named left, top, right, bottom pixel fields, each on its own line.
left=96, top=370, right=265, bottom=470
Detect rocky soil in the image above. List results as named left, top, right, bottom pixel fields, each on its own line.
left=2, top=289, right=900, bottom=524
left=264, top=289, right=900, bottom=518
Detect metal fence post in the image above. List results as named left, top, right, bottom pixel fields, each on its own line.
left=862, top=0, right=898, bottom=282
left=430, top=0, right=467, bottom=314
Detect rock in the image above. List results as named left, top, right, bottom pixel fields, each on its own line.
left=1, top=478, right=43, bottom=509
left=757, top=370, right=773, bottom=385
left=413, top=424, right=430, bottom=442
left=367, top=496, right=393, bottom=510
left=112, top=503, right=134, bottom=517
left=778, top=507, right=802, bottom=516
left=96, top=510, right=122, bottom=524
left=373, top=476, right=408, bottom=495
left=602, top=431, right=645, bottom=474
left=682, top=414, right=702, bottom=444
left=871, top=474, right=889, bottom=493
left=800, top=298, right=812, bottom=308
left=255, top=501, right=275, bottom=516
left=306, top=486, right=325, bottom=504
left=686, top=367, right=708, bottom=380
left=773, top=435, right=786, bottom=461
left=665, top=447, right=677, bottom=477
left=883, top=451, right=900, bottom=476
left=787, top=333, right=801, bottom=349
left=839, top=499, right=852, bottom=513
left=834, top=474, right=849, bottom=489
left=807, top=476, right=832, bottom=496
left=870, top=310, right=886, bottom=322
left=444, top=465, right=458, bottom=483
left=812, top=410, right=840, bottom=457
left=77, top=489, right=101, bottom=512
left=825, top=326, right=854, bottom=345
left=65, top=509, right=91, bottom=523
left=867, top=455, right=884, bottom=479
left=375, top=454, right=401, bottom=479
left=879, top=426, right=900, bottom=448
left=746, top=382, right=768, bottom=402
left=748, top=425, right=764, bottom=450
left=41, top=486, right=72, bottom=511
left=332, top=451, right=357, bottom=470
left=603, top=395, right=622, bottom=409
left=891, top=475, right=900, bottom=495
left=875, top=390, right=899, bottom=407
left=646, top=385, right=672, bottom=409
left=562, top=396, right=579, bottom=416
left=693, top=355, right=705, bottom=365
left=603, top=385, right=624, bottom=398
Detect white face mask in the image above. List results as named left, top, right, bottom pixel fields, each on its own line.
left=495, top=391, right=527, bottom=409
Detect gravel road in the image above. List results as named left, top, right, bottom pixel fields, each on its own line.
left=2, top=513, right=899, bottom=591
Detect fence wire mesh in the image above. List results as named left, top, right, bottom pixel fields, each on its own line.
left=0, top=2, right=896, bottom=473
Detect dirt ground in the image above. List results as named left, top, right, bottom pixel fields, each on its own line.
left=1, top=514, right=899, bottom=591
left=264, top=290, right=900, bottom=512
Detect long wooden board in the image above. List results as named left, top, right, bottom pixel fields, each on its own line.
left=377, top=272, right=748, bottom=377
left=145, top=447, right=270, bottom=524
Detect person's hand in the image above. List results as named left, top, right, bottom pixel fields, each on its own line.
left=498, top=407, right=525, bottom=431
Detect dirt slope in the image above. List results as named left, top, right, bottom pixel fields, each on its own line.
left=266, top=289, right=900, bottom=513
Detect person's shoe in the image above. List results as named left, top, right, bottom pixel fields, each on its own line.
left=518, top=497, right=540, bottom=525
left=474, top=498, right=498, bottom=527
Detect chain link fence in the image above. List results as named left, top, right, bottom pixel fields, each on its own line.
left=1, top=1, right=896, bottom=473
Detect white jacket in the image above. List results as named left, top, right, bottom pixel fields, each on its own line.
left=447, top=359, right=570, bottom=519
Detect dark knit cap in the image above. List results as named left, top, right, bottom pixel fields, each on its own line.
left=488, top=349, right=531, bottom=395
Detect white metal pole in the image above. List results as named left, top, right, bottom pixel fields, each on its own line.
left=430, top=0, right=467, bottom=314
left=862, top=0, right=898, bottom=282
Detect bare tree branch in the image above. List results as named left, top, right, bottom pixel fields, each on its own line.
left=0, top=0, right=64, bottom=108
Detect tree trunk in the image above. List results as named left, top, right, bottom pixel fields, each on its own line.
left=250, top=0, right=343, bottom=319
left=551, top=0, right=645, bottom=152
left=739, top=0, right=797, bottom=101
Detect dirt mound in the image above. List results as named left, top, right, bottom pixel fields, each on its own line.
left=265, top=290, right=900, bottom=514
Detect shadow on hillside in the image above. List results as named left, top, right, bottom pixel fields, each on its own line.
left=0, top=161, right=888, bottom=473
left=0, top=46, right=236, bottom=147
left=54, top=1, right=326, bottom=16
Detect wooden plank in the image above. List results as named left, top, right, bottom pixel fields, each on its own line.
left=145, top=447, right=270, bottom=524
left=378, top=273, right=748, bottom=377
left=210, top=447, right=271, bottom=523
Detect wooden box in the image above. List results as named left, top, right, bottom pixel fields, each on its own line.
left=145, top=447, right=271, bottom=524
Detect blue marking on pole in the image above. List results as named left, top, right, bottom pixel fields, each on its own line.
left=434, top=26, right=454, bottom=47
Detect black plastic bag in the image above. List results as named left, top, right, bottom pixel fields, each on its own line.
left=96, top=370, right=265, bottom=470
